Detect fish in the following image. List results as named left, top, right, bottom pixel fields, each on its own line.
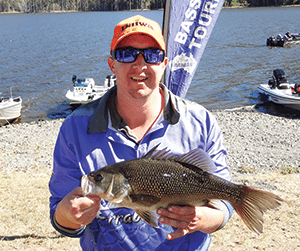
left=81, top=146, right=282, bottom=234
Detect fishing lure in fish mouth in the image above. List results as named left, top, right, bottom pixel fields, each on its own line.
left=81, top=145, right=283, bottom=233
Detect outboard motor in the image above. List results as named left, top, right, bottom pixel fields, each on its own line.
left=72, top=75, right=77, bottom=86
left=266, top=36, right=275, bottom=46
left=268, top=78, right=276, bottom=89
left=273, top=69, right=288, bottom=88
left=105, top=75, right=116, bottom=88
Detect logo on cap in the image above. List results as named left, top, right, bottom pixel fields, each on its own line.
left=121, top=20, right=154, bottom=32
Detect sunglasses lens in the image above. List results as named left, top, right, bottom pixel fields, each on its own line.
left=144, top=48, right=165, bottom=64
left=114, top=48, right=136, bottom=63
left=113, top=47, right=164, bottom=64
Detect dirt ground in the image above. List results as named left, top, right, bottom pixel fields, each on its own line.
left=0, top=168, right=299, bottom=250
left=211, top=171, right=300, bottom=251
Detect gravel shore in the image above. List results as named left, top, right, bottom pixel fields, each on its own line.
left=1, top=109, right=299, bottom=180
left=213, top=109, right=300, bottom=183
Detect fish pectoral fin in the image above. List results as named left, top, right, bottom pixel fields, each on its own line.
left=206, top=200, right=223, bottom=210
left=129, top=194, right=160, bottom=206
left=135, top=209, right=159, bottom=228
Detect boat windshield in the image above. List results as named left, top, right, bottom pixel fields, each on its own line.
left=75, top=82, right=89, bottom=87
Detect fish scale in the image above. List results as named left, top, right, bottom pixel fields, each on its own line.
left=123, top=159, right=213, bottom=198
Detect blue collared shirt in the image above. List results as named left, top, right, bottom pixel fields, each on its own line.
left=49, top=85, right=233, bottom=251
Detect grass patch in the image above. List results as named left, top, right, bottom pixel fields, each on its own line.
left=239, top=165, right=257, bottom=174
left=281, top=166, right=300, bottom=174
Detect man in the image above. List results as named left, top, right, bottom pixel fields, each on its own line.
left=49, top=15, right=233, bottom=250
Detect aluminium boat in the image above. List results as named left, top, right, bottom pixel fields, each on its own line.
left=258, top=69, right=300, bottom=111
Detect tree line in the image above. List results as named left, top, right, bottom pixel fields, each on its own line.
left=1, top=0, right=162, bottom=12
left=0, top=0, right=299, bottom=13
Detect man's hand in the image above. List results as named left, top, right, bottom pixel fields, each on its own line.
left=55, top=187, right=101, bottom=230
left=157, top=205, right=224, bottom=240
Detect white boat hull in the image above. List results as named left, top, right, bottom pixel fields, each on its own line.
left=66, top=76, right=116, bottom=105
left=258, top=84, right=300, bottom=111
left=66, top=88, right=108, bottom=105
left=0, top=97, right=22, bottom=125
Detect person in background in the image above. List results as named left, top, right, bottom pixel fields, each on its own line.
left=49, top=15, right=233, bottom=250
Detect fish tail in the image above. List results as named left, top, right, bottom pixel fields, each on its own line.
left=233, top=186, right=282, bottom=234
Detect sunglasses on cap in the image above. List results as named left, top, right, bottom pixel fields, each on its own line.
left=112, top=47, right=165, bottom=64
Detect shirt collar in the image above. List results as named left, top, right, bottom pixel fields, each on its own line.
left=87, top=84, right=180, bottom=134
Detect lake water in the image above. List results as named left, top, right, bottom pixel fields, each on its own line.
left=1, top=7, right=300, bottom=122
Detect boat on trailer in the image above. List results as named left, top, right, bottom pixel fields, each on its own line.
left=0, top=90, right=22, bottom=126
left=66, top=75, right=116, bottom=106
left=258, top=69, right=300, bottom=111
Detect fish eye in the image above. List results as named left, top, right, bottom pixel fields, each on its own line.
left=95, top=173, right=103, bottom=182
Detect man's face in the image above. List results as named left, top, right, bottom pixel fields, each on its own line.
left=108, top=34, right=168, bottom=100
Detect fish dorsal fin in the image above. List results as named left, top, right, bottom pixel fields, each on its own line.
left=176, top=148, right=217, bottom=173
left=144, top=145, right=216, bottom=173
left=143, top=145, right=175, bottom=160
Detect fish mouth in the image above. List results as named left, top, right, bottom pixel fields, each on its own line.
left=81, top=175, right=95, bottom=196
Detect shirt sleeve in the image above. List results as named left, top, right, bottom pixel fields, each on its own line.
left=218, top=200, right=234, bottom=231
left=49, top=122, right=85, bottom=238
left=205, top=110, right=231, bottom=182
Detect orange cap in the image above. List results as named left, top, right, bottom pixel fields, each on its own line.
left=110, top=15, right=166, bottom=54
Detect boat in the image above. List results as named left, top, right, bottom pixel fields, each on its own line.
left=0, top=90, right=22, bottom=126
left=66, top=75, right=116, bottom=106
left=258, top=69, right=300, bottom=111
left=266, top=32, right=300, bottom=47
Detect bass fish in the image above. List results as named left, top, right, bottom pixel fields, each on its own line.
left=81, top=146, right=282, bottom=233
